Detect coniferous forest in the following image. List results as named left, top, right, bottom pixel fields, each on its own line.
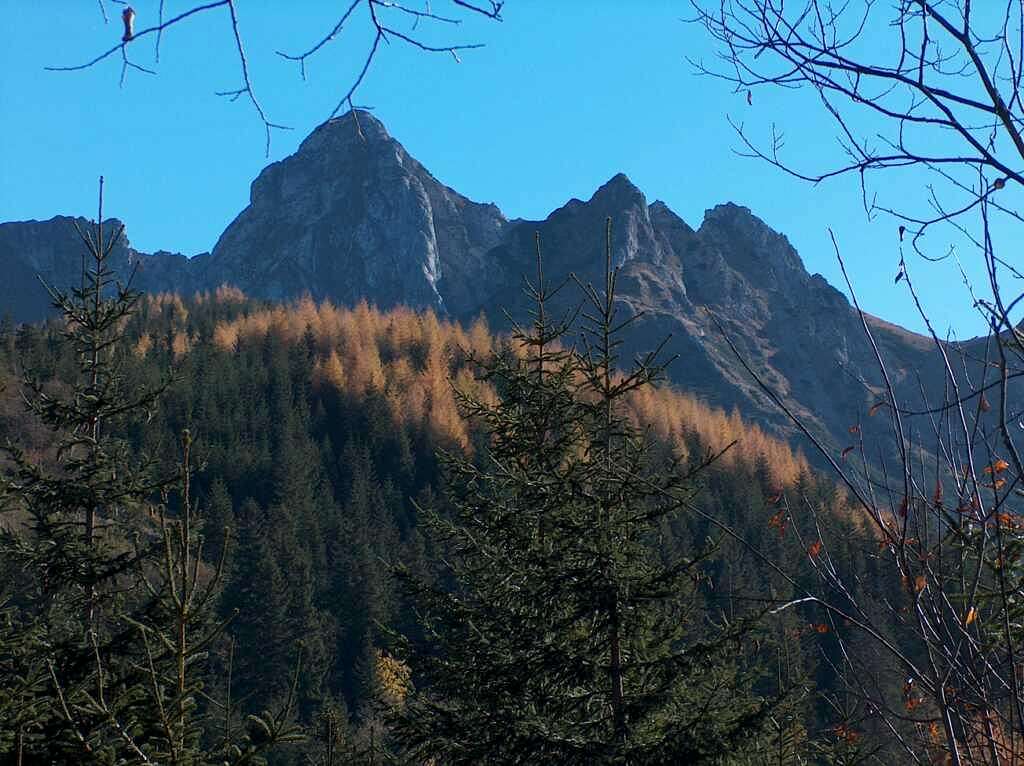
left=4, top=3, right=1024, bottom=764
left=0, top=212, right=931, bottom=764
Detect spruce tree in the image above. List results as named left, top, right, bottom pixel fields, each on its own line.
left=0, top=180, right=174, bottom=760
left=392, top=224, right=777, bottom=764
left=0, top=180, right=304, bottom=764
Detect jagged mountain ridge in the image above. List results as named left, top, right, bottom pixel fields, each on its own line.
left=0, top=216, right=203, bottom=323
left=0, top=110, right=955, bottom=457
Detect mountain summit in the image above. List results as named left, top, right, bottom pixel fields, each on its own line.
left=202, top=110, right=506, bottom=312
left=0, top=109, right=960, bottom=457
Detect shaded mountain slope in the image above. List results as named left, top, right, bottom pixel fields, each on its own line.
left=1, top=109, right=990, bottom=461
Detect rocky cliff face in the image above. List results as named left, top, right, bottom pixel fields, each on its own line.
left=201, top=112, right=506, bottom=313
left=0, top=216, right=195, bottom=323
left=468, top=176, right=946, bottom=450
left=0, top=109, right=968, bottom=459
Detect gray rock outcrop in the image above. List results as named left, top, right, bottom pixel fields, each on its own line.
left=1, top=109, right=984, bottom=462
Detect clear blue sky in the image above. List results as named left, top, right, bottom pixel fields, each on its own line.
left=0, top=1, right=1001, bottom=337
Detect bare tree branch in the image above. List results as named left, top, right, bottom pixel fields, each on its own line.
left=692, top=8, right=1024, bottom=751
left=47, top=1, right=500, bottom=155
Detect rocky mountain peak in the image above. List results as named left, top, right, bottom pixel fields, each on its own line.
left=589, top=172, right=647, bottom=212
left=648, top=200, right=695, bottom=236
left=3, top=111, right=955, bottom=468
left=699, top=202, right=783, bottom=246
left=204, top=108, right=507, bottom=311
left=697, top=202, right=809, bottom=292
left=294, top=110, right=394, bottom=158
left=247, top=110, right=403, bottom=207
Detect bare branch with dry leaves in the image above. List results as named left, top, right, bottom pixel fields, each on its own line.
left=694, top=2, right=1024, bottom=761
left=47, top=1, right=502, bottom=155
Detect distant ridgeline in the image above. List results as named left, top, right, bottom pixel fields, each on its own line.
left=1, top=109, right=999, bottom=472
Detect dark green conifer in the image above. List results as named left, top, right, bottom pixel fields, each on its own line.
left=392, top=224, right=777, bottom=764
left=0, top=180, right=174, bottom=760
left=0, top=180, right=304, bottom=764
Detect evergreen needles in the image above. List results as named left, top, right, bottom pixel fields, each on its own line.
left=393, top=222, right=778, bottom=765
left=0, top=179, right=304, bottom=765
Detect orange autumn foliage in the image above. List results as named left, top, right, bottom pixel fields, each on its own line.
left=170, top=331, right=191, bottom=361
left=177, top=297, right=811, bottom=480
left=919, top=710, right=1024, bottom=765
left=133, top=332, right=153, bottom=358
left=627, top=384, right=809, bottom=486
left=212, top=323, right=239, bottom=352
left=312, top=350, right=346, bottom=392
left=148, top=292, right=190, bottom=323
left=984, top=459, right=1011, bottom=475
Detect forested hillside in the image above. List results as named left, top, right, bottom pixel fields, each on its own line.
left=6, top=110, right=993, bottom=473
left=5, top=0, right=1024, bottom=761
left=0, top=282, right=900, bottom=763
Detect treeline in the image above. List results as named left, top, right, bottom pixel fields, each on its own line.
left=0, top=233, right=908, bottom=763
left=135, top=288, right=810, bottom=484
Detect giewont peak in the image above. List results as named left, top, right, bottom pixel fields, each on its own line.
left=296, top=109, right=393, bottom=155
left=587, top=173, right=646, bottom=209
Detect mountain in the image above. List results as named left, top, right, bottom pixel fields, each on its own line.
left=0, top=216, right=199, bottom=319
left=201, top=113, right=506, bottom=312
left=0, top=110, right=976, bottom=460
